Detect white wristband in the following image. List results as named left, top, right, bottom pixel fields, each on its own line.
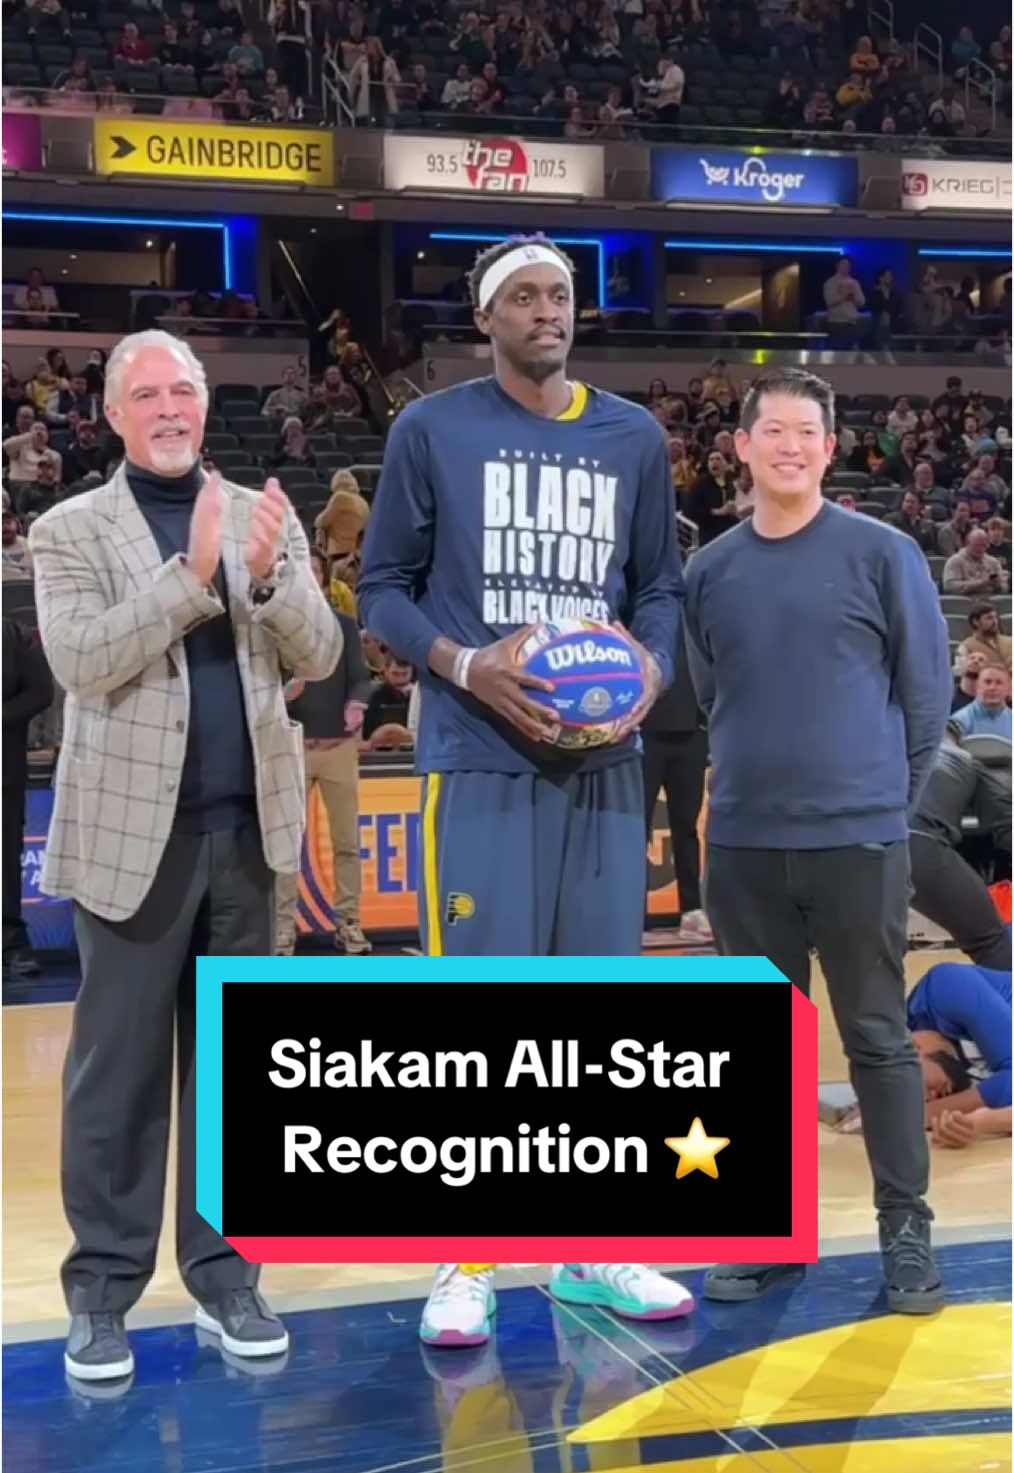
left=452, top=647, right=478, bottom=691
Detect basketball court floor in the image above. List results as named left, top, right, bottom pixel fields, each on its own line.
left=3, top=949, right=1011, bottom=1472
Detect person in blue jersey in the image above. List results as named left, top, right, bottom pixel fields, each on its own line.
left=908, top=960, right=1012, bottom=1148
left=357, top=234, right=683, bottom=958
left=684, top=368, right=953, bottom=1317
left=357, top=235, right=691, bottom=1345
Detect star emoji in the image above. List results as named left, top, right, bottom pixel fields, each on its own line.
left=664, top=1118, right=730, bottom=1180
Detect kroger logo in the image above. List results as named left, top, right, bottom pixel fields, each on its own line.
left=699, top=155, right=806, bottom=203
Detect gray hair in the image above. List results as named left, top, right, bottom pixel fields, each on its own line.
left=104, top=329, right=209, bottom=409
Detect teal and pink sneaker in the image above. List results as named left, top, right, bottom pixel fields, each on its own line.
left=548, top=1263, right=695, bottom=1320
left=419, top=1264, right=497, bottom=1347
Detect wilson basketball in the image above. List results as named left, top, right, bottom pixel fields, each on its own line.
left=516, top=619, right=644, bottom=749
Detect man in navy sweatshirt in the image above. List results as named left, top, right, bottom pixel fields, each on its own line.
left=684, top=368, right=952, bottom=1316
left=357, top=235, right=691, bottom=1346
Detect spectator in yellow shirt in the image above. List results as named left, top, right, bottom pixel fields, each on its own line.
left=850, top=35, right=881, bottom=72
left=836, top=72, right=871, bottom=109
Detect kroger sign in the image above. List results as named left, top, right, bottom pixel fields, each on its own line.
left=651, top=148, right=857, bottom=208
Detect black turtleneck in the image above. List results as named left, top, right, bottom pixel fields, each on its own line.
left=127, top=460, right=256, bottom=834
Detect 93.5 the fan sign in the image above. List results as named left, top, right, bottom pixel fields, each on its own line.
left=516, top=619, right=643, bottom=748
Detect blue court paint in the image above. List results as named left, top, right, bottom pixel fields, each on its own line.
left=3, top=1242, right=1009, bottom=1473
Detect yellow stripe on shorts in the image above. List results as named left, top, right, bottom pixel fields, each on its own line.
left=422, top=773, right=443, bottom=956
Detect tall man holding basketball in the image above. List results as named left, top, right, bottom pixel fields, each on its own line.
left=358, top=236, right=683, bottom=958
left=357, top=236, right=690, bottom=1341
left=684, top=368, right=952, bottom=1314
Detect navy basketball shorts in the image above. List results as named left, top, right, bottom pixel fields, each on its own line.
left=418, top=758, right=646, bottom=956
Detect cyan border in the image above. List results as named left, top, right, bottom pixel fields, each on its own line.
left=195, top=955, right=789, bottom=1236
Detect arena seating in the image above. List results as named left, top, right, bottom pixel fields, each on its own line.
left=2, top=0, right=1009, bottom=144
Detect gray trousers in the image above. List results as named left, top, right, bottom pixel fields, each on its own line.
left=62, top=821, right=273, bottom=1314
left=705, top=841, right=930, bottom=1220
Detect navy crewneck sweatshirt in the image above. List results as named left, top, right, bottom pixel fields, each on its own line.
left=127, top=461, right=256, bottom=833
left=684, top=501, right=952, bottom=849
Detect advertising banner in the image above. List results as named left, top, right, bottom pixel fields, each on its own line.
left=652, top=147, right=858, bottom=207
left=21, top=787, right=73, bottom=950
left=93, top=118, right=335, bottom=186
left=384, top=132, right=604, bottom=196
left=2, top=112, right=42, bottom=172
left=23, top=773, right=693, bottom=952
left=298, top=773, right=695, bottom=936
left=901, top=158, right=1012, bottom=212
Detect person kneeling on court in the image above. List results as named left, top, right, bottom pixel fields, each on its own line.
left=29, top=331, right=341, bottom=1383
left=909, top=959, right=1012, bottom=1148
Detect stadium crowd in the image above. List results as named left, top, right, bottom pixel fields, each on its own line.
left=2, top=0, right=1010, bottom=142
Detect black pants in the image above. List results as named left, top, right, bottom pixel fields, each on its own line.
left=62, top=822, right=273, bottom=1314
left=910, top=833, right=1012, bottom=972
left=2, top=783, right=28, bottom=954
left=705, top=842, right=929, bottom=1220
left=643, top=731, right=707, bottom=914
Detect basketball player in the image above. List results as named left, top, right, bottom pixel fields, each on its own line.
left=684, top=368, right=952, bottom=1314
left=357, top=236, right=690, bottom=1340
left=357, top=235, right=683, bottom=957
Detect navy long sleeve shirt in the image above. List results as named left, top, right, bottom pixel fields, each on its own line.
left=357, top=378, right=684, bottom=775
left=684, top=500, right=952, bottom=848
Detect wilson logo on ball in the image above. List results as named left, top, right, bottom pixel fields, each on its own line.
left=545, top=640, right=635, bottom=672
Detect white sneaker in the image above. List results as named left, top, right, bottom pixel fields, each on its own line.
left=336, top=920, right=372, bottom=955
left=677, top=909, right=713, bottom=944
left=549, top=1263, right=695, bottom=1320
left=419, top=1264, right=496, bottom=1347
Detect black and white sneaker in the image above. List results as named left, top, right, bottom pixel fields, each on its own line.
left=194, top=1289, right=290, bottom=1357
left=64, top=1312, right=134, bottom=1381
left=880, top=1212, right=945, bottom=1314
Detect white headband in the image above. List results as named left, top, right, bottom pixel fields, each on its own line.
left=477, top=244, right=572, bottom=312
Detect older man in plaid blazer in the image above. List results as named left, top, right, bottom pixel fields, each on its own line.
left=29, top=330, right=341, bottom=1384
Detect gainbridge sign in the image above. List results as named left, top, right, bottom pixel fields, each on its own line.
left=383, top=132, right=604, bottom=197
left=93, top=117, right=335, bottom=187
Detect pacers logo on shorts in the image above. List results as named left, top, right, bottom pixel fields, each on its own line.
left=445, top=892, right=476, bottom=926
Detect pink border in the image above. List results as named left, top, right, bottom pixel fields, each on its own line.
left=227, top=990, right=818, bottom=1266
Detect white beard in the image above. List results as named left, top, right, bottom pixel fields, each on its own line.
left=149, top=440, right=197, bottom=475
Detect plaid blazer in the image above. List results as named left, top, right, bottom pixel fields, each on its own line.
left=28, top=466, right=342, bottom=922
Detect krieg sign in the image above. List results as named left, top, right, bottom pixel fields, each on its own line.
left=652, top=147, right=857, bottom=207
left=383, top=133, right=604, bottom=197
left=901, top=159, right=1012, bottom=211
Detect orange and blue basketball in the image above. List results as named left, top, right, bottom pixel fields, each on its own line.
left=516, top=618, right=643, bottom=748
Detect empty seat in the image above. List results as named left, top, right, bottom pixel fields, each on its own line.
left=214, top=383, right=260, bottom=409
left=828, top=471, right=871, bottom=489
left=229, top=415, right=267, bottom=437
left=939, top=595, right=975, bottom=616
left=339, top=436, right=384, bottom=457
left=241, top=434, right=278, bottom=460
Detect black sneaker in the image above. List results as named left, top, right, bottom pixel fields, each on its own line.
left=194, top=1289, right=290, bottom=1357
left=3, top=947, right=40, bottom=977
left=701, top=1262, right=807, bottom=1302
left=64, top=1312, right=134, bottom=1381
left=879, top=1212, right=945, bottom=1314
